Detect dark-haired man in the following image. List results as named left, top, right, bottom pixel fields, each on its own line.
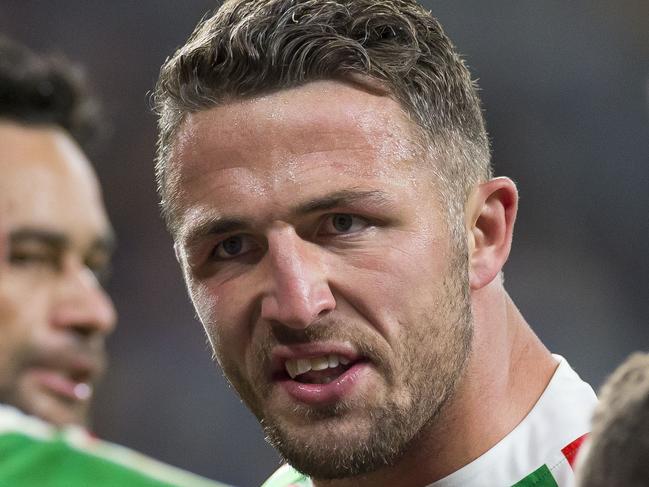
left=0, top=37, right=226, bottom=486
left=0, top=35, right=114, bottom=430
left=154, top=1, right=598, bottom=486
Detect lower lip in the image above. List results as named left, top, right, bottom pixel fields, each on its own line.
left=278, top=362, right=370, bottom=405
left=28, top=369, right=90, bottom=403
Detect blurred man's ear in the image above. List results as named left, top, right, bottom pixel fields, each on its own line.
left=0, top=221, right=6, bottom=267
left=465, top=177, right=518, bottom=290
left=173, top=242, right=182, bottom=264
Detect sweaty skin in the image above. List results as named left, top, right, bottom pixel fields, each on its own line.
left=170, top=81, right=556, bottom=487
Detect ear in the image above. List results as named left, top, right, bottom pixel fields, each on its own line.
left=0, top=229, right=5, bottom=267
left=465, top=177, right=518, bottom=290
left=0, top=217, right=6, bottom=267
left=173, top=241, right=182, bottom=264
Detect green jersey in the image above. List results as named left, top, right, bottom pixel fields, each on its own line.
left=0, top=403, right=229, bottom=487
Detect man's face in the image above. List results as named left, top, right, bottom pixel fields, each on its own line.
left=171, top=81, right=473, bottom=478
left=0, top=122, right=116, bottom=427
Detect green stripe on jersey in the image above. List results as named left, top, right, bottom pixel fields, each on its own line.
left=511, top=464, right=559, bottom=487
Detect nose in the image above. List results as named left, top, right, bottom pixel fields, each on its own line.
left=51, top=262, right=117, bottom=338
left=260, top=225, right=336, bottom=329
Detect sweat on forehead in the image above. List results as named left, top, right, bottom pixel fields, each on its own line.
left=153, top=0, right=491, bottom=233
left=163, top=81, right=427, bottom=235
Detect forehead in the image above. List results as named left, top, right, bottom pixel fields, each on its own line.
left=0, top=122, right=110, bottom=243
left=169, top=81, right=430, bottom=229
left=174, top=81, right=417, bottom=166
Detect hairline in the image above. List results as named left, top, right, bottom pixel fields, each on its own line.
left=159, top=76, right=468, bottom=238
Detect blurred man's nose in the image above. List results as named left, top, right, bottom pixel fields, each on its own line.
left=51, top=261, right=117, bottom=338
left=260, top=225, right=336, bottom=329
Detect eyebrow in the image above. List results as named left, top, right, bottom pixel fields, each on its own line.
left=180, top=189, right=393, bottom=249
left=9, top=228, right=116, bottom=254
left=181, top=217, right=249, bottom=250
left=294, top=189, right=393, bottom=215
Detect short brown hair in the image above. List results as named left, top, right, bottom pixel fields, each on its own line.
left=576, top=352, right=649, bottom=486
left=154, top=0, right=491, bottom=230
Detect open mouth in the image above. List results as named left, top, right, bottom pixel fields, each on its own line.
left=29, top=366, right=95, bottom=402
left=281, top=354, right=365, bottom=384
left=270, top=347, right=372, bottom=405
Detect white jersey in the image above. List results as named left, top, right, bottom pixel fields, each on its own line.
left=263, top=355, right=597, bottom=487
left=428, top=355, right=597, bottom=487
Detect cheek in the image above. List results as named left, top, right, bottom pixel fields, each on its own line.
left=0, top=281, right=38, bottom=337
left=336, top=236, right=452, bottom=352
left=342, top=235, right=450, bottom=302
left=0, top=271, right=55, bottom=320
left=0, top=293, right=20, bottom=328
left=0, top=290, right=38, bottom=383
left=188, top=280, right=250, bottom=358
left=187, top=281, right=221, bottom=351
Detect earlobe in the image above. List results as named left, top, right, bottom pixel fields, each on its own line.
left=465, top=177, right=518, bottom=290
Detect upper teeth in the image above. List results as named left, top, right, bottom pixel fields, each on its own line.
left=285, top=355, right=351, bottom=379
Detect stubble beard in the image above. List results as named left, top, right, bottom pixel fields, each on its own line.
left=233, top=250, right=475, bottom=480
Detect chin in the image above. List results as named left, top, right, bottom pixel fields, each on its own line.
left=26, top=397, right=88, bottom=427
left=263, top=408, right=402, bottom=479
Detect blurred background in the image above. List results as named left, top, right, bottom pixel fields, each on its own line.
left=1, top=1, right=647, bottom=485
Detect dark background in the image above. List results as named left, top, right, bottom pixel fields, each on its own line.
left=1, top=1, right=647, bottom=486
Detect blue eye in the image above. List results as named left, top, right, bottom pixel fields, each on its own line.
left=332, top=214, right=353, bottom=232
left=213, top=235, right=255, bottom=259
left=222, top=237, right=242, bottom=255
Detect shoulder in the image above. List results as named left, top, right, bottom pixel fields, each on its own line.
left=429, top=356, right=597, bottom=486
left=0, top=403, right=227, bottom=487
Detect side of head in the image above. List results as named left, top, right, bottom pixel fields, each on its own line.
left=576, top=352, right=649, bottom=486
left=0, top=37, right=116, bottom=427
left=154, top=0, right=492, bottom=236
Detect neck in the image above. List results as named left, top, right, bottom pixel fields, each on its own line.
left=314, top=282, right=557, bottom=487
